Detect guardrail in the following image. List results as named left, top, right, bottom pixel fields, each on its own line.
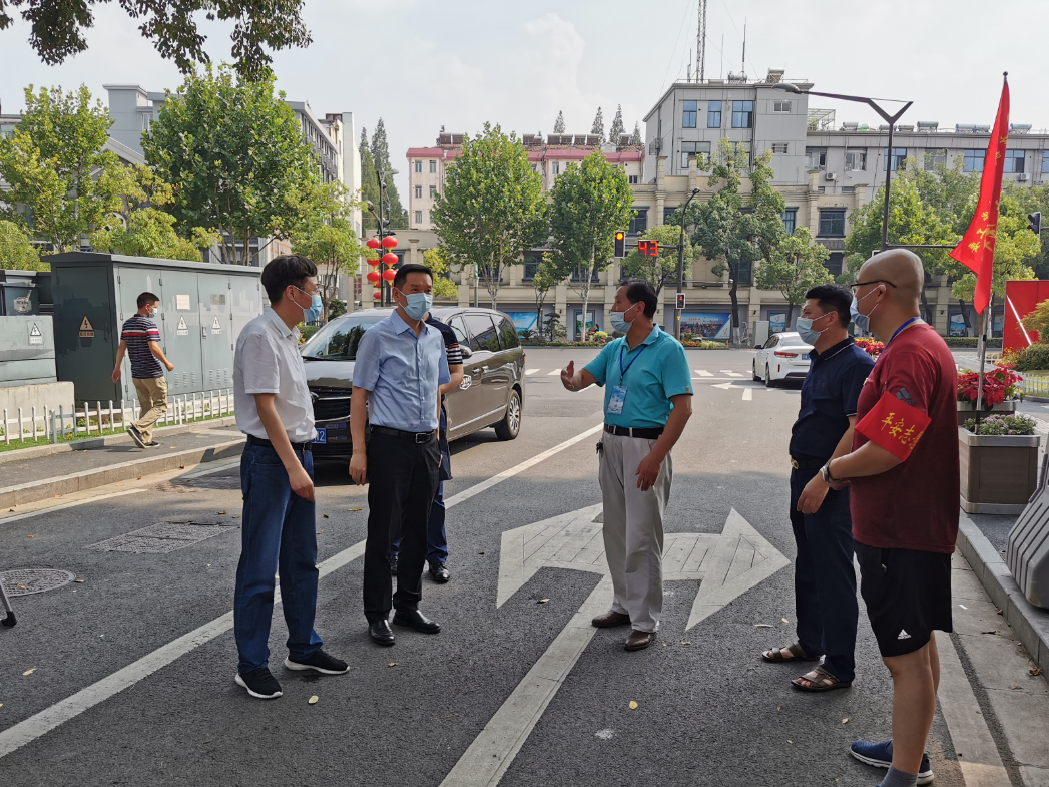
left=1020, top=373, right=1049, bottom=399
left=0, top=389, right=234, bottom=446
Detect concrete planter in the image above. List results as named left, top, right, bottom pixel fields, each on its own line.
left=959, top=427, right=1041, bottom=514
left=957, top=398, right=1018, bottom=426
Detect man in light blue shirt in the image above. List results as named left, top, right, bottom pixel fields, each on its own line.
left=560, top=281, right=692, bottom=651
left=350, top=264, right=449, bottom=646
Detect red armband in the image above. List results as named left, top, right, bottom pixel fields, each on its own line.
left=855, top=392, right=932, bottom=461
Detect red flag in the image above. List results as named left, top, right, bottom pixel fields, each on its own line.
left=950, top=76, right=1010, bottom=316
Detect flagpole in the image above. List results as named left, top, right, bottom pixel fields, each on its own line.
left=975, top=294, right=993, bottom=420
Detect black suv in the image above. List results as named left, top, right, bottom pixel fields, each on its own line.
left=300, top=307, right=526, bottom=459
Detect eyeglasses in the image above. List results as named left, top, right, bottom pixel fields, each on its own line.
left=850, top=280, right=897, bottom=293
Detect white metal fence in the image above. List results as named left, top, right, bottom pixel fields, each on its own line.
left=0, top=389, right=234, bottom=446
left=1021, top=373, right=1049, bottom=399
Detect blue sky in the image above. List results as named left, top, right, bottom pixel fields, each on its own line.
left=2, top=0, right=1046, bottom=196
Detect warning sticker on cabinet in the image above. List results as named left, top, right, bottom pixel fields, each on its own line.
left=176, top=316, right=189, bottom=336
left=211, top=316, right=222, bottom=334
left=79, top=316, right=94, bottom=338
left=29, top=323, right=43, bottom=345
left=176, top=294, right=190, bottom=310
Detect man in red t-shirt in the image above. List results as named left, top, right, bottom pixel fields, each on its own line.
left=824, top=249, right=958, bottom=787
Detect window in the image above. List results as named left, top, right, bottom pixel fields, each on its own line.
left=448, top=315, right=469, bottom=347
left=571, top=268, right=600, bottom=283
left=806, top=147, right=827, bottom=169
left=924, top=148, right=947, bottom=169
left=463, top=313, right=500, bottom=353
left=826, top=253, right=844, bottom=276
left=781, top=208, right=798, bottom=234
left=429, top=160, right=437, bottom=173
left=845, top=150, right=866, bottom=171
left=496, top=317, right=520, bottom=349
left=1004, top=150, right=1025, bottom=173
left=628, top=208, right=648, bottom=236
left=414, top=210, right=423, bottom=224
left=664, top=206, right=680, bottom=225
left=771, top=142, right=789, bottom=154
left=628, top=174, right=639, bottom=184
left=964, top=150, right=985, bottom=173
left=680, top=140, right=710, bottom=169
left=414, top=161, right=422, bottom=173
left=531, top=163, right=538, bottom=172
left=707, top=101, right=722, bottom=128
left=842, top=185, right=856, bottom=193
left=682, top=100, right=697, bottom=128
left=1042, top=151, right=1049, bottom=174
left=736, top=260, right=752, bottom=286
left=430, top=185, right=438, bottom=198
left=884, top=147, right=906, bottom=171
left=522, top=254, right=542, bottom=280
left=773, top=101, right=791, bottom=113
left=414, top=185, right=422, bottom=199
left=552, top=161, right=560, bottom=175
left=818, top=209, right=846, bottom=237
left=731, top=100, right=753, bottom=128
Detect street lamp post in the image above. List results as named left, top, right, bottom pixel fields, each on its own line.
left=772, top=83, right=913, bottom=251
left=674, top=187, right=701, bottom=341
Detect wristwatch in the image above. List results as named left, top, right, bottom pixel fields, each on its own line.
left=821, top=461, right=837, bottom=484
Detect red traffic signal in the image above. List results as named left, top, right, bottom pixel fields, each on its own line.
left=613, top=231, right=626, bottom=259
left=676, top=293, right=685, bottom=310
left=637, top=240, right=659, bottom=257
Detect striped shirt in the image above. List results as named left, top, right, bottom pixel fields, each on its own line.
left=120, top=315, right=164, bottom=379
left=426, top=316, right=464, bottom=367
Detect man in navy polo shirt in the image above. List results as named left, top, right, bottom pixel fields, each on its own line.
left=560, top=280, right=692, bottom=652
left=761, top=284, right=874, bottom=693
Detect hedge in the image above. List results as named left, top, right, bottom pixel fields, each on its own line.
left=943, top=337, right=1002, bottom=349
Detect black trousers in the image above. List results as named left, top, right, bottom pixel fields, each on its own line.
left=363, top=432, right=440, bottom=623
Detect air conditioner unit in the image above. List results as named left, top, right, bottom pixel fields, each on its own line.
left=1019, top=173, right=1030, bottom=181
left=825, top=171, right=837, bottom=181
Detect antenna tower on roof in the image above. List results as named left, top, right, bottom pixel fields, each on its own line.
left=696, top=0, right=707, bottom=82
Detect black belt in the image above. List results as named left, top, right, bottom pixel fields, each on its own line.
left=371, top=425, right=435, bottom=444
left=604, top=424, right=664, bottom=439
left=247, top=434, right=312, bottom=452
left=790, top=456, right=828, bottom=470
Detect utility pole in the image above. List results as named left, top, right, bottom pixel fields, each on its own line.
left=696, top=0, right=707, bottom=83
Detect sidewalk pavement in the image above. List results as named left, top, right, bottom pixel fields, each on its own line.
left=0, top=421, right=244, bottom=509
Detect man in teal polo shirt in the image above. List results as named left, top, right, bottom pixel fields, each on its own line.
left=561, top=280, right=693, bottom=651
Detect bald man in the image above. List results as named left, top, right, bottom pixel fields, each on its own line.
left=824, top=250, right=957, bottom=787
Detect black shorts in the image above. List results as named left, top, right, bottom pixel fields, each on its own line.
left=855, top=541, right=953, bottom=658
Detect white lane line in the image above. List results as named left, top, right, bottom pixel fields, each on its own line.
left=742, top=389, right=752, bottom=401
left=722, top=372, right=743, bottom=377
left=525, top=369, right=539, bottom=375
left=546, top=370, right=561, bottom=376
left=0, top=421, right=604, bottom=760
left=694, top=370, right=713, bottom=377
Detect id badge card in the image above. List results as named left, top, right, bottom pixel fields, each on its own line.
left=608, top=385, right=627, bottom=414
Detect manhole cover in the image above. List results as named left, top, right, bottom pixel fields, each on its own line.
left=0, top=568, right=76, bottom=597
left=86, top=522, right=236, bottom=554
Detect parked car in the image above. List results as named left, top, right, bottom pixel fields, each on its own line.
left=299, top=307, right=526, bottom=459
left=752, top=331, right=813, bottom=386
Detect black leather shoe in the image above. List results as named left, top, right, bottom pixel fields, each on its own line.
left=428, top=561, right=450, bottom=583
left=390, top=555, right=398, bottom=576
left=392, top=609, right=441, bottom=634
left=369, top=619, right=395, bottom=646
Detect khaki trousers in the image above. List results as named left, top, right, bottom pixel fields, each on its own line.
left=598, top=431, right=673, bottom=633
left=132, top=376, right=168, bottom=443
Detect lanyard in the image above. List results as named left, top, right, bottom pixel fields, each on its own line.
left=887, top=317, right=919, bottom=348
left=618, top=342, right=649, bottom=383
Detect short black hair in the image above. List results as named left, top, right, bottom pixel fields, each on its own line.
left=805, top=283, right=853, bottom=327
left=621, top=280, right=657, bottom=318
left=393, top=263, right=433, bottom=290
left=261, top=255, right=318, bottom=303
left=137, top=292, right=159, bottom=308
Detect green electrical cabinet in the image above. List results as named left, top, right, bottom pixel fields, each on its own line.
left=49, top=253, right=262, bottom=405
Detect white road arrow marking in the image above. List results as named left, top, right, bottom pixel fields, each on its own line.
left=742, top=388, right=752, bottom=401
left=443, top=506, right=788, bottom=786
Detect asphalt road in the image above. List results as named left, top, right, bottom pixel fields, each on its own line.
left=0, top=348, right=974, bottom=786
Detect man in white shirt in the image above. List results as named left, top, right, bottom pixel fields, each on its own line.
left=231, top=255, right=348, bottom=700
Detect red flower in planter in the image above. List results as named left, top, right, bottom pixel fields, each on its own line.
left=854, top=337, right=885, bottom=357
left=957, top=364, right=1022, bottom=406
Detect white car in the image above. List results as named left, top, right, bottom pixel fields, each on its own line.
left=752, top=331, right=814, bottom=386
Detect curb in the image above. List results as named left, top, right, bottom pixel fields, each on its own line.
left=0, top=437, right=245, bottom=509
left=957, top=513, right=1049, bottom=676
left=0, top=417, right=239, bottom=465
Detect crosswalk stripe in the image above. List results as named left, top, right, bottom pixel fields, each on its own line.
left=546, top=369, right=561, bottom=376
left=723, top=372, right=742, bottom=377
left=694, top=370, right=713, bottom=377
left=525, top=369, right=539, bottom=375
left=742, top=389, right=752, bottom=401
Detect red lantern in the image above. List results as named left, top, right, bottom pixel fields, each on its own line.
left=381, top=236, right=398, bottom=249
left=382, top=253, right=398, bottom=266
left=382, top=268, right=397, bottom=282
left=366, top=256, right=382, bottom=267
left=372, top=291, right=382, bottom=300
left=366, top=270, right=381, bottom=283
left=366, top=238, right=381, bottom=250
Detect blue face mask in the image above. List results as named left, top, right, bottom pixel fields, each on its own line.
left=850, top=287, right=880, bottom=334
left=293, top=286, right=323, bottom=323
left=398, top=290, right=433, bottom=321
left=608, top=302, right=638, bottom=334
left=795, top=312, right=832, bottom=345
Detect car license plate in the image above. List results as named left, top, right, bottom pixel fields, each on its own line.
left=802, top=354, right=810, bottom=361
left=313, top=428, right=327, bottom=444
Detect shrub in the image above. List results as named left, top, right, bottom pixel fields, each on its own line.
left=1004, top=343, right=1049, bottom=372
left=964, top=413, right=1036, bottom=436
left=944, top=337, right=1002, bottom=348
left=298, top=324, right=320, bottom=345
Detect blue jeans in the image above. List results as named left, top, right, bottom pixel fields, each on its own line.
left=233, top=443, right=323, bottom=674
left=790, top=466, right=858, bottom=683
left=392, top=482, right=447, bottom=564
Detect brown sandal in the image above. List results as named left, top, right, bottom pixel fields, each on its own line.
left=791, top=665, right=852, bottom=693
left=761, top=642, right=820, bottom=663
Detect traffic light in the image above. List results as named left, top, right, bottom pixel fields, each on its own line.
left=1029, top=212, right=1042, bottom=236
left=676, top=293, right=685, bottom=310
left=613, top=231, right=626, bottom=258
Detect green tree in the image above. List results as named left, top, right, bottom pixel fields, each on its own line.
left=422, top=248, right=460, bottom=300
left=1001, top=181, right=1049, bottom=278
left=290, top=182, right=367, bottom=322
left=359, top=127, right=381, bottom=231
left=684, top=140, right=785, bottom=341
left=621, top=223, right=697, bottom=295
left=0, top=219, right=44, bottom=270
left=532, top=254, right=563, bottom=338
left=2, top=0, right=311, bottom=79
left=630, top=122, right=642, bottom=146
left=143, top=64, right=318, bottom=265
left=548, top=149, right=634, bottom=341
left=370, top=119, right=407, bottom=230
left=591, top=107, right=605, bottom=142
left=90, top=208, right=214, bottom=261
left=608, top=105, right=625, bottom=144
left=430, top=123, right=548, bottom=309
left=553, top=111, right=566, bottom=134
left=0, top=84, right=120, bottom=251
left=755, top=227, right=832, bottom=326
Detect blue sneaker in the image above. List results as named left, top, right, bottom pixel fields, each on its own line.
left=850, top=740, right=934, bottom=785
